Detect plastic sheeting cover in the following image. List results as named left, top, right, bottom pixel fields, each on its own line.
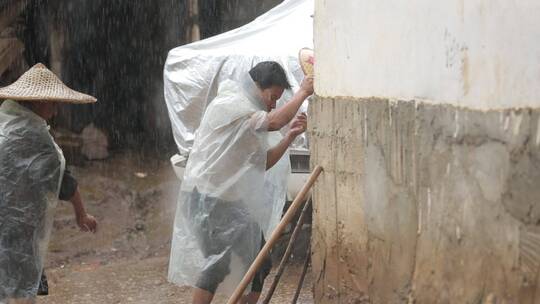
left=0, top=100, right=64, bottom=301
left=163, top=0, right=313, bottom=156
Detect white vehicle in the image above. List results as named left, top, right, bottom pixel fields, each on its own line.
left=164, top=0, right=313, bottom=202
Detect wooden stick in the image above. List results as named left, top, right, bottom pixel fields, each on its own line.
left=262, top=196, right=312, bottom=304
left=291, top=244, right=311, bottom=304
left=187, top=0, right=200, bottom=41
left=226, top=165, right=323, bottom=304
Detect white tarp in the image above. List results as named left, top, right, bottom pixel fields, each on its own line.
left=163, top=0, right=313, bottom=156
left=164, top=0, right=313, bottom=295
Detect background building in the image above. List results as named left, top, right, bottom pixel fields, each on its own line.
left=0, top=0, right=282, bottom=152
left=0, top=0, right=30, bottom=83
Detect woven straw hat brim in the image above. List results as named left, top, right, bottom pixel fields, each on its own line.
left=0, top=63, right=97, bottom=104
left=298, top=48, right=314, bottom=77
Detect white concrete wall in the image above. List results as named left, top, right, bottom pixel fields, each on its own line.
left=315, top=0, right=540, bottom=110
left=311, top=1, right=540, bottom=303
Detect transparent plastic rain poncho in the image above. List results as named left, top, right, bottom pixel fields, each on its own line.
left=165, top=0, right=313, bottom=295
left=169, top=77, right=290, bottom=294
left=0, top=100, right=65, bottom=301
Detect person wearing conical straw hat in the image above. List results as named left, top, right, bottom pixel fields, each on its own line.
left=0, top=63, right=98, bottom=304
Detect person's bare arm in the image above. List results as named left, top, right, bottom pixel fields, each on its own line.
left=69, top=188, right=97, bottom=233
left=266, top=77, right=313, bottom=131
left=266, top=134, right=295, bottom=170
left=266, top=113, right=307, bottom=170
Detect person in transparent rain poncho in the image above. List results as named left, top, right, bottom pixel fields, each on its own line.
left=169, top=61, right=313, bottom=304
left=0, top=63, right=98, bottom=304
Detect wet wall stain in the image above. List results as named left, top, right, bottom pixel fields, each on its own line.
left=310, top=96, right=540, bottom=303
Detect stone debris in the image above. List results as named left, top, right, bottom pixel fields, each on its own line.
left=81, top=123, right=109, bottom=160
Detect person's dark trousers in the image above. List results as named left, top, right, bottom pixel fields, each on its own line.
left=37, top=271, right=48, bottom=296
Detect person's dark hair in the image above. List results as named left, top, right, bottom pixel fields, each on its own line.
left=249, top=61, right=291, bottom=90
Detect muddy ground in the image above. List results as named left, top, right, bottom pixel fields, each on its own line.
left=36, top=152, right=313, bottom=304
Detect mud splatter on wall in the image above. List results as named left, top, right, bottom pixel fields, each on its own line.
left=311, top=1, right=540, bottom=303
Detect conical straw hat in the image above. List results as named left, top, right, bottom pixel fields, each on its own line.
left=298, top=48, right=314, bottom=77
left=0, top=63, right=96, bottom=104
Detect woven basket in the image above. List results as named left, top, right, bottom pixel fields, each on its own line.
left=298, top=48, right=314, bottom=77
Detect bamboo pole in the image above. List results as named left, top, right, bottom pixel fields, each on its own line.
left=261, top=196, right=312, bottom=304
left=226, top=165, right=323, bottom=304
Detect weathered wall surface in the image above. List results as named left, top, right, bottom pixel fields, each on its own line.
left=310, top=98, right=540, bottom=303
left=312, top=1, right=540, bottom=303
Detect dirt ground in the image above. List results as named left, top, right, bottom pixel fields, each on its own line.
left=36, top=152, right=314, bottom=304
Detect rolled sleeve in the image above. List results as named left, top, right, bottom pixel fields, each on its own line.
left=58, top=169, right=78, bottom=201
left=250, top=111, right=269, bottom=132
